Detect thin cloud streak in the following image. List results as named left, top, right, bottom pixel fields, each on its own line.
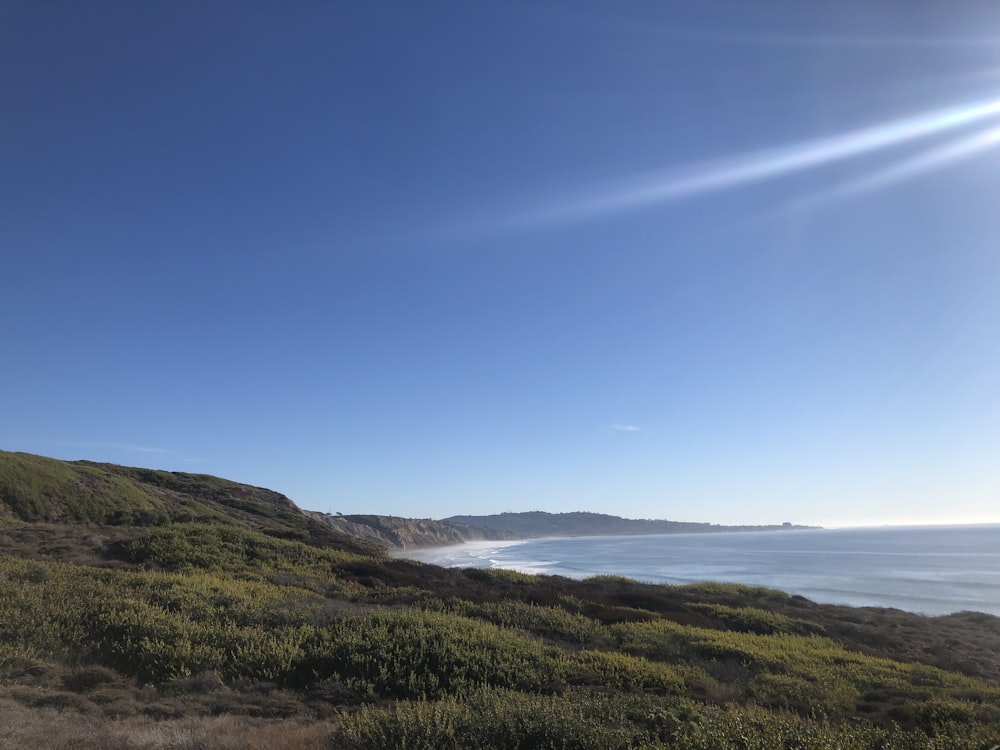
left=610, top=424, right=641, bottom=432
left=511, top=96, right=1000, bottom=228
left=42, top=440, right=177, bottom=455
left=21, top=440, right=207, bottom=466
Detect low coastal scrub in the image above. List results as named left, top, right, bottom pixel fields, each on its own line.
left=2, top=532, right=999, bottom=747
left=1, top=454, right=999, bottom=747
left=340, top=691, right=999, bottom=750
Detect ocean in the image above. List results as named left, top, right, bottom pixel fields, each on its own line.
left=400, top=524, right=1000, bottom=617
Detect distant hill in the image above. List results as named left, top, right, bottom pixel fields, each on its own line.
left=443, top=510, right=814, bottom=538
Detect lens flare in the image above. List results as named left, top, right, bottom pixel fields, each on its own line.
left=517, top=96, right=1000, bottom=226
left=795, top=125, right=1000, bottom=207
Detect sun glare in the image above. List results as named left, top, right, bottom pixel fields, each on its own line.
left=794, top=124, right=1000, bottom=207
left=518, top=95, right=1000, bottom=226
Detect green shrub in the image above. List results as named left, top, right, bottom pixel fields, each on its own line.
left=338, top=688, right=687, bottom=750
left=298, top=610, right=566, bottom=699
left=122, top=522, right=366, bottom=578
left=678, top=582, right=789, bottom=599
left=431, top=598, right=605, bottom=645
left=567, top=650, right=684, bottom=694
left=687, top=602, right=823, bottom=636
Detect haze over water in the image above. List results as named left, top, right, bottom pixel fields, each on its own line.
left=404, top=524, right=1000, bottom=617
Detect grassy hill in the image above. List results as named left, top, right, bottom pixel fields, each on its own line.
left=0, top=450, right=998, bottom=749
left=0, top=451, right=378, bottom=556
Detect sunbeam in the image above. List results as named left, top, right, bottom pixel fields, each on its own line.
left=792, top=125, right=1000, bottom=208
left=514, top=96, right=1000, bottom=227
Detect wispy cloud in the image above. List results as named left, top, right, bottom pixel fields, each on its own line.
left=610, top=424, right=641, bottom=432
left=22, top=440, right=204, bottom=463
left=41, top=440, right=177, bottom=455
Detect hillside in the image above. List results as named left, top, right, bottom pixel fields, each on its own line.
left=444, top=510, right=813, bottom=537
left=0, top=451, right=516, bottom=553
left=308, top=511, right=520, bottom=549
left=0, top=451, right=378, bottom=554
left=0, top=450, right=998, bottom=749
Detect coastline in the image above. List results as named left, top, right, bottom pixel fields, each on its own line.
left=391, top=536, right=531, bottom=565
left=395, top=526, right=1000, bottom=617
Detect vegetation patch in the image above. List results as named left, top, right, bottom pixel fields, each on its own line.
left=1, top=451, right=999, bottom=747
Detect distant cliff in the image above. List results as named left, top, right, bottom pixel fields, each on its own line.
left=442, top=511, right=815, bottom=538
left=306, top=512, right=518, bottom=550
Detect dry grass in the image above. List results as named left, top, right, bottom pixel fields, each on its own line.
left=0, top=523, right=139, bottom=569
left=0, top=697, right=338, bottom=749
left=0, top=661, right=335, bottom=745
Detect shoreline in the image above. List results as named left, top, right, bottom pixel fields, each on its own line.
left=394, top=526, right=1000, bottom=618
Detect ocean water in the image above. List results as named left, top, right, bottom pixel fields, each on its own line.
left=400, top=525, right=1000, bottom=617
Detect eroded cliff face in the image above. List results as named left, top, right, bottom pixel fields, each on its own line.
left=306, top=512, right=518, bottom=550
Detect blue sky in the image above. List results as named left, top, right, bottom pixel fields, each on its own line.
left=3, top=2, right=999, bottom=526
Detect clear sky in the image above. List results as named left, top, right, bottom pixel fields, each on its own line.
left=3, top=2, right=999, bottom=527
